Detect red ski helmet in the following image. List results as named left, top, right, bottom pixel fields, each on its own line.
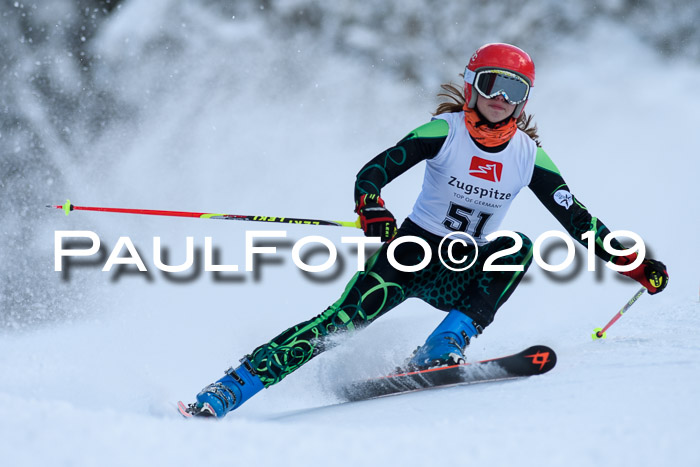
left=464, top=43, right=535, bottom=118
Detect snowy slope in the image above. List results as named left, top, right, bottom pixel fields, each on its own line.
left=1, top=6, right=699, bottom=467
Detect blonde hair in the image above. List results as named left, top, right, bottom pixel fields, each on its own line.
left=433, top=81, right=541, bottom=146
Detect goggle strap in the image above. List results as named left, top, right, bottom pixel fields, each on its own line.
left=464, top=67, right=476, bottom=84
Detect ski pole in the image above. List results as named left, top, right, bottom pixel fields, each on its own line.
left=48, top=199, right=361, bottom=228
left=591, top=286, right=646, bottom=339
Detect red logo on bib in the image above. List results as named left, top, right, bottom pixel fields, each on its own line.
left=469, top=156, right=502, bottom=182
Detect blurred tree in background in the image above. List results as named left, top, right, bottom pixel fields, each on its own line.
left=1, top=0, right=697, bottom=328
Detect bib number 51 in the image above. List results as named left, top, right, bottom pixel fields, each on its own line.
left=443, top=202, right=492, bottom=238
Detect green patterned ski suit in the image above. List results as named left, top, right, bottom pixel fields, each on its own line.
left=247, top=117, right=624, bottom=387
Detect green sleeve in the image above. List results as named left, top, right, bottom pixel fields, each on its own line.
left=529, top=148, right=625, bottom=262
left=354, top=119, right=449, bottom=203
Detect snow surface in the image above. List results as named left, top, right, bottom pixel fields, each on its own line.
left=1, top=6, right=699, bottom=467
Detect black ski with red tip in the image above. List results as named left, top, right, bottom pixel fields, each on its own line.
left=341, top=345, right=556, bottom=402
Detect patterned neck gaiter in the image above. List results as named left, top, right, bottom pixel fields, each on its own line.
left=463, top=105, right=517, bottom=147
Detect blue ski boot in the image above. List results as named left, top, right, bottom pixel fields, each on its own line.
left=408, top=310, right=483, bottom=369
left=193, top=358, right=264, bottom=418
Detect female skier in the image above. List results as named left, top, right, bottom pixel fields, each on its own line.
left=188, top=43, right=668, bottom=418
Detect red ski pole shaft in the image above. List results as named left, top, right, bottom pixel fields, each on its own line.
left=592, top=286, right=646, bottom=339
left=47, top=199, right=361, bottom=228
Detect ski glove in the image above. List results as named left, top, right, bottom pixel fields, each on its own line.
left=613, top=253, right=668, bottom=295
left=355, top=194, right=397, bottom=242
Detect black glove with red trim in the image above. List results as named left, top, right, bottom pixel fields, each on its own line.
left=355, top=194, right=397, bottom=242
left=613, top=253, right=668, bottom=295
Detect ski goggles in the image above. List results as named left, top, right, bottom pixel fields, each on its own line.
left=464, top=68, right=531, bottom=104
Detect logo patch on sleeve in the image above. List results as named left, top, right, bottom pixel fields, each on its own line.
left=553, top=189, right=573, bottom=209
left=468, top=156, right=503, bottom=182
